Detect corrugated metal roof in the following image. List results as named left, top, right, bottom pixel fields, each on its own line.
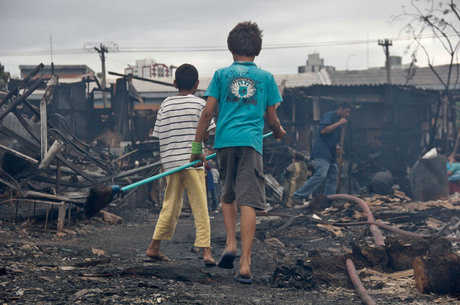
left=128, top=71, right=326, bottom=93
left=328, top=64, right=458, bottom=90
left=23, top=64, right=457, bottom=100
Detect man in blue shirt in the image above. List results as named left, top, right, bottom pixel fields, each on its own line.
left=292, top=103, right=351, bottom=205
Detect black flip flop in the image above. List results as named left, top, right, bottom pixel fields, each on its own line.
left=234, top=272, right=253, bottom=284
left=204, top=260, right=217, bottom=267
left=217, top=252, right=236, bottom=269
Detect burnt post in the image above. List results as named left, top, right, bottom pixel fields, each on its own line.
left=40, top=75, right=58, bottom=160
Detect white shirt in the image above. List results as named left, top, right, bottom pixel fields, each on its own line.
left=152, top=94, right=215, bottom=172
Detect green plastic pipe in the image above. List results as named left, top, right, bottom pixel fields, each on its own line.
left=121, top=132, right=273, bottom=192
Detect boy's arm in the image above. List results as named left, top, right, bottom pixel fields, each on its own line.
left=190, top=96, right=218, bottom=163
left=266, top=105, right=286, bottom=139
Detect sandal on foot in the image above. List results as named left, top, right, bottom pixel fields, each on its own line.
left=204, top=260, right=217, bottom=267
left=234, top=272, right=253, bottom=284
left=217, top=252, right=236, bottom=269
left=146, top=254, right=169, bottom=262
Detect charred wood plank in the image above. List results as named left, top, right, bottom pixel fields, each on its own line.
left=29, top=174, right=92, bottom=188
left=11, top=109, right=41, bottom=143
left=22, top=191, right=85, bottom=207
left=0, top=144, right=39, bottom=165
left=414, top=253, right=460, bottom=294
left=111, top=161, right=161, bottom=180
left=108, top=71, right=175, bottom=87
left=38, top=140, right=63, bottom=169
left=43, top=165, right=105, bottom=178
left=97, top=210, right=123, bottom=224
left=0, top=78, right=43, bottom=122
left=351, top=241, right=388, bottom=269
left=0, top=63, right=44, bottom=107
left=0, top=126, right=40, bottom=151
left=0, top=177, right=18, bottom=190
left=55, top=153, right=98, bottom=184
left=386, top=236, right=452, bottom=271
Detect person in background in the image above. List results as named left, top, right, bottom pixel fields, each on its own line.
left=204, top=147, right=219, bottom=212
left=291, top=102, right=351, bottom=207
left=283, top=153, right=310, bottom=207
left=447, top=154, right=460, bottom=194
left=368, top=170, right=394, bottom=195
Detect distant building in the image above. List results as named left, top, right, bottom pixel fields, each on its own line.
left=298, top=53, right=336, bottom=73
left=388, top=56, right=402, bottom=69
left=125, top=59, right=173, bottom=78
left=19, top=64, right=94, bottom=79
left=368, top=56, right=408, bottom=71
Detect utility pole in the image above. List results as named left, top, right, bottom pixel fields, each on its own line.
left=50, top=34, right=54, bottom=75
left=94, top=44, right=108, bottom=108
left=378, top=39, right=392, bottom=84
left=83, top=41, right=118, bottom=108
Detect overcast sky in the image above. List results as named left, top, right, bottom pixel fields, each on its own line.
left=0, top=0, right=456, bottom=78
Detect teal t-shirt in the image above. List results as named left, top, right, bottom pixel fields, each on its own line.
left=205, top=61, right=282, bottom=154
left=447, top=162, right=460, bottom=181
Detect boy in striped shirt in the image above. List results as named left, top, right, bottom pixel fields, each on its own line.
left=145, top=64, right=217, bottom=267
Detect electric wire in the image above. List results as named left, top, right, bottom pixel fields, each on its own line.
left=0, top=34, right=456, bottom=56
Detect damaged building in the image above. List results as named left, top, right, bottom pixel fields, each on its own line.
left=1, top=62, right=459, bottom=304
left=1, top=62, right=458, bottom=216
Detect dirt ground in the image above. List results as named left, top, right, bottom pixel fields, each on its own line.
left=1, top=197, right=459, bottom=304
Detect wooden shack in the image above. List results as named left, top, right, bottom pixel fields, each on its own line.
left=277, top=84, right=437, bottom=194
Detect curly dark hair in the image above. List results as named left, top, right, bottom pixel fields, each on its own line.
left=227, top=21, right=263, bottom=56
left=175, top=64, right=198, bottom=90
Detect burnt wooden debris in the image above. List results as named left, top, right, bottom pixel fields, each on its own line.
left=413, top=253, right=460, bottom=294
left=0, top=63, right=161, bottom=231
left=1, top=65, right=460, bottom=303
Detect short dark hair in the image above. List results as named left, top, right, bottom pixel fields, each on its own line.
left=338, top=102, right=352, bottom=109
left=227, top=21, right=263, bottom=56
left=175, top=64, right=198, bottom=90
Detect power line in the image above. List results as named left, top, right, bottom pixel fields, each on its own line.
left=0, top=34, right=456, bottom=57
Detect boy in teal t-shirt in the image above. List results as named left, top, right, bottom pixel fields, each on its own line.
left=190, top=21, right=286, bottom=283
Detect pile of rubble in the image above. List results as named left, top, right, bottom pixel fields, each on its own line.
left=0, top=63, right=160, bottom=231
left=0, top=188, right=459, bottom=304
left=259, top=191, right=460, bottom=303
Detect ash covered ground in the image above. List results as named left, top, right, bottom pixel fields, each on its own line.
left=1, top=197, right=459, bottom=304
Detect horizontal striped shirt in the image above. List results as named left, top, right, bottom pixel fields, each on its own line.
left=152, top=94, right=215, bottom=172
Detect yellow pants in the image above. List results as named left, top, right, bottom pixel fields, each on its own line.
left=152, top=169, right=210, bottom=248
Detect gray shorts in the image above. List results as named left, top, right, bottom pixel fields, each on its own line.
left=216, top=146, right=266, bottom=210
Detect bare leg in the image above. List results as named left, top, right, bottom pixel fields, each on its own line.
left=145, top=239, right=169, bottom=261
left=202, top=247, right=216, bottom=264
left=221, top=201, right=238, bottom=254
left=238, top=205, right=256, bottom=278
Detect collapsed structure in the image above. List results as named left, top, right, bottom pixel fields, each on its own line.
left=0, top=62, right=459, bottom=303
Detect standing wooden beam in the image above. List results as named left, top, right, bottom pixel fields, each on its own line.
left=40, top=74, right=58, bottom=160
left=336, top=126, right=347, bottom=191
left=40, top=100, right=48, bottom=161
left=57, top=203, right=66, bottom=232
